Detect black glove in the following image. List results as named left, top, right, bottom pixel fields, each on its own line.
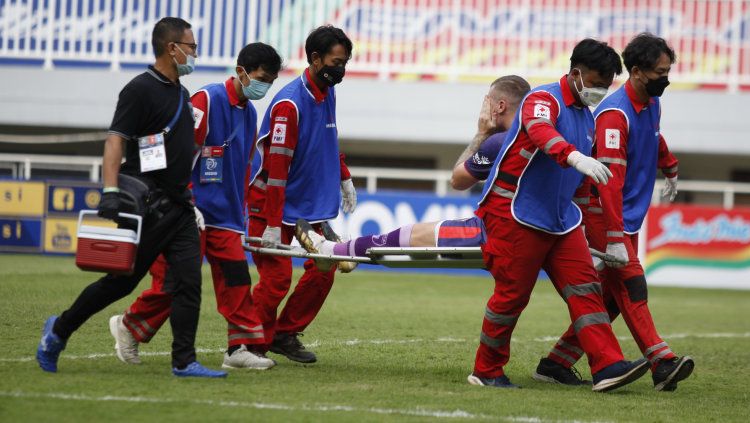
left=98, top=191, right=121, bottom=220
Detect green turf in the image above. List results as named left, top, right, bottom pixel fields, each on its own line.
left=0, top=254, right=748, bottom=422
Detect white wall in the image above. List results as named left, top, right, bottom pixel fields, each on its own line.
left=1, top=66, right=749, bottom=155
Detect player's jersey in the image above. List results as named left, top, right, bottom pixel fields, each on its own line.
left=464, top=132, right=506, bottom=181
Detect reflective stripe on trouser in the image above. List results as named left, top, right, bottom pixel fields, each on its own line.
left=123, top=254, right=174, bottom=343
left=547, top=213, right=676, bottom=368
left=249, top=218, right=336, bottom=349
left=473, top=213, right=624, bottom=379
left=125, top=228, right=267, bottom=347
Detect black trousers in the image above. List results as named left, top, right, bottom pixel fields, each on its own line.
left=55, top=204, right=202, bottom=368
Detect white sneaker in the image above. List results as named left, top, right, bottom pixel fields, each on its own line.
left=222, top=345, right=276, bottom=370
left=109, top=315, right=141, bottom=364
left=295, top=219, right=334, bottom=272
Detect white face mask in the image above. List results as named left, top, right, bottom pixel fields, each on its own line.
left=173, top=45, right=196, bottom=76
left=573, top=68, right=608, bottom=107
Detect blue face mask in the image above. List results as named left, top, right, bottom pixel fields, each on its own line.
left=173, top=45, right=195, bottom=76
left=240, top=71, right=272, bottom=100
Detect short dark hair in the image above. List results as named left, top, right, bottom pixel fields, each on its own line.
left=569, top=38, right=622, bottom=79
left=490, top=75, right=531, bottom=107
left=237, top=42, right=282, bottom=75
left=305, top=25, right=353, bottom=64
left=152, top=17, right=191, bottom=57
left=622, top=32, right=676, bottom=73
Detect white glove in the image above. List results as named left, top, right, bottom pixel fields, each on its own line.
left=567, top=151, right=613, bottom=185
left=592, top=255, right=605, bottom=272
left=605, top=242, right=629, bottom=268
left=340, top=179, right=357, bottom=213
left=194, top=207, right=205, bottom=231
left=261, top=226, right=281, bottom=247
left=662, top=176, right=678, bottom=202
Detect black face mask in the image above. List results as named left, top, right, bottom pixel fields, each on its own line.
left=644, top=75, right=670, bottom=97
left=317, top=65, right=345, bottom=86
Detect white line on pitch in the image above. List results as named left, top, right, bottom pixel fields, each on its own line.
left=3, top=332, right=747, bottom=364
left=0, top=390, right=576, bottom=421
left=0, top=391, right=614, bottom=422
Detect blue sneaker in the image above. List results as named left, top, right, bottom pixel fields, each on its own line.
left=172, top=361, right=228, bottom=378
left=592, top=358, right=650, bottom=392
left=467, top=373, right=520, bottom=389
left=36, top=316, right=67, bottom=373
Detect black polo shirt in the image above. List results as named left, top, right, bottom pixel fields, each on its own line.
left=109, top=66, right=195, bottom=202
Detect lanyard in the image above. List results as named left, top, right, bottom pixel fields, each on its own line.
left=222, top=124, right=242, bottom=148
left=162, top=89, right=185, bottom=135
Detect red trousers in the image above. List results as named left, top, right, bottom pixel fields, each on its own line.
left=546, top=211, right=675, bottom=369
left=122, top=227, right=264, bottom=348
left=248, top=217, right=336, bottom=349
left=474, top=212, right=624, bottom=378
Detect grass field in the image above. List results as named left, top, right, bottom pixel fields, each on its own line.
left=0, top=254, right=748, bottom=422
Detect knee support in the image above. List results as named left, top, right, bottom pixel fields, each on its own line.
left=220, top=260, right=252, bottom=287
left=624, top=275, right=648, bottom=302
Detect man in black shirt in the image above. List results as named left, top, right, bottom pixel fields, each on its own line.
left=36, top=17, right=226, bottom=378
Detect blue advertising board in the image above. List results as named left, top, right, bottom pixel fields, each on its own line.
left=46, top=182, right=102, bottom=216
left=0, top=217, right=43, bottom=252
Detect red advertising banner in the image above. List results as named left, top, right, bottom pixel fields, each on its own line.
left=644, top=204, right=750, bottom=289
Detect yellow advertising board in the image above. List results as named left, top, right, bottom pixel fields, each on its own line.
left=44, top=217, right=78, bottom=253
left=43, top=216, right=117, bottom=253
left=0, top=181, right=45, bottom=216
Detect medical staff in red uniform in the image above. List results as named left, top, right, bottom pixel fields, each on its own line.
left=468, top=39, right=650, bottom=392
left=537, top=33, right=694, bottom=392
left=247, top=26, right=355, bottom=364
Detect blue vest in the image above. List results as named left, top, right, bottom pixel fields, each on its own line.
left=479, top=81, right=594, bottom=234
left=191, top=83, right=256, bottom=232
left=253, top=73, right=341, bottom=224
left=594, top=85, right=660, bottom=233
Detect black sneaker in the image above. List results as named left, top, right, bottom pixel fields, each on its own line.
left=532, top=358, right=591, bottom=385
left=319, top=221, right=358, bottom=273
left=653, top=356, right=694, bottom=391
left=269, top=332, right=317, bottom=363
left=592, top=358, right=650, bottom=393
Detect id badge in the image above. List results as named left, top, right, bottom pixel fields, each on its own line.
left=200, top=146, right=224, bottom=183
left=138, top=133, right=167, bottom=172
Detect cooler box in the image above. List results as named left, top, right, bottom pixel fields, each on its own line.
left=76, top=210, right=142, bottom=275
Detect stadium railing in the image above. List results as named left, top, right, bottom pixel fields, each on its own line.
left=2, top=153, right=749, bottom=208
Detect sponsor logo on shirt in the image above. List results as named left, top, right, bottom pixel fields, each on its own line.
left=533, top=99, right=551, bottom=106
left=272, top=123, right=287, bottom=144
left=472, top=153, right=491, bottom=165
left=605, top=128, right=620, bottom=149
left=274, top=116, right=288, bottom=122
left=326, top=123, right=337, bottom=129
left=533, top=104, right=550, bottom=119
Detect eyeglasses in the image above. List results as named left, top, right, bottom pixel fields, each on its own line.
left=174, top=41, right=198, bottom=52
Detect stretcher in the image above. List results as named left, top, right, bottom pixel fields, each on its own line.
left=243, top=236, right=623, bottom=269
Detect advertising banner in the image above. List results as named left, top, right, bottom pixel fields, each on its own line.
left=0, top=217, right=43, bottom=252
left=0, top=181, right=45, bottom=216
left=328, top=191, right=478, bottom=239
left=644, top=204, right=750, bottom=290
left=46, top=182, right=102, bottom=216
